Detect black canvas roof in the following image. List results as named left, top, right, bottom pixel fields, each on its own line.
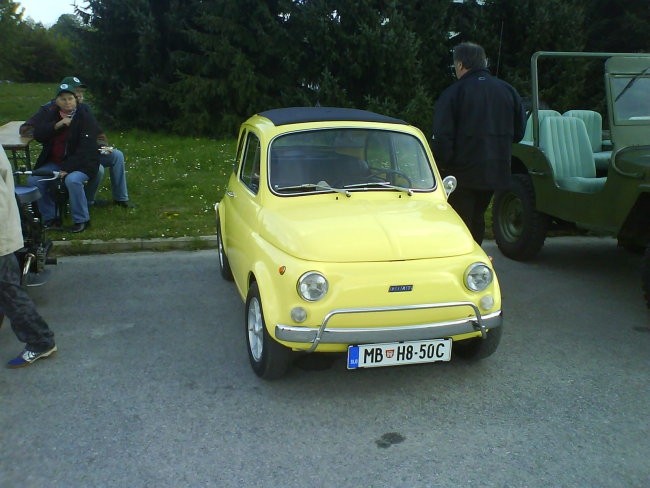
left=258, top=107, right=407, bottom=126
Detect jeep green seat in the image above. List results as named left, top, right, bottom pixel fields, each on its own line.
left=563, top=110, right=611, bottom=171
left=539, top=116, right=607, bottom=193
left=521, top=110, right=561, bottom=144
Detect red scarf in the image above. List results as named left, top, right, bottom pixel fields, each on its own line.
left=50, top=124, right=68, bottom=164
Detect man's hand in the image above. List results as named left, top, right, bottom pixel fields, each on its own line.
left=55, top=117, right=73, bottom=130
left=99, top=146, right=114, bottom=155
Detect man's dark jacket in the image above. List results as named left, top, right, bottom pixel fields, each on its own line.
left=431, top=68, right=526, bottom=190
left=32, top=103, right=100, bottom=179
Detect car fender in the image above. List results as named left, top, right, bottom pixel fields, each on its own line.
left=214, top=201, right=221, bottom=226
left=248, top=256, right=283, bottom=336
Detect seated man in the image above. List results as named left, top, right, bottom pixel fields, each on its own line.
left=27, top=82, right=100, bottom=233
left=20, top=76, right=133, bottom=208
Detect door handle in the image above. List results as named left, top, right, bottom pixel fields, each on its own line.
left=226, top=190, right=235, bottom=197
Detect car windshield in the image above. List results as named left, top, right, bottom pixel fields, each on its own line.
left=611, top=72, right=650, bottom=122
left=269, top=128, right=435, bottom=195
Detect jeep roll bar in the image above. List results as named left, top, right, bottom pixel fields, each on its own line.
left=529, top=51, right=650, bottom=145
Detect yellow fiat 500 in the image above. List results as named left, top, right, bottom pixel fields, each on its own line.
left=216, top=107, right=502, bottom=379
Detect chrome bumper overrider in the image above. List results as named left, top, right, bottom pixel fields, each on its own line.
left=275, top=301, right=503, bottom=353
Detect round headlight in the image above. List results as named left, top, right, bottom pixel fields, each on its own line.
left=297, top=272, right=328, bottom=301
left=464, top=262, right=493, bottom=292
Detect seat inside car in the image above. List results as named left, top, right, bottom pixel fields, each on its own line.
left=539, top=115, right=607, bottom=193
left=562, top=109, right=611, bottom=171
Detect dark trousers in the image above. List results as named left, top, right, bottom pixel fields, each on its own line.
left=0, top=253, right=55, bottom=352
left=448, top=187, right=494, bottom=245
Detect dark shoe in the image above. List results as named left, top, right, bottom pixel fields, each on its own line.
left=70, top=221, right=90, bottom=233
left=91, top=199, right=111, bottom=208
left=7, top=345, right=57, bottom=368
left=114, top=200, right=135, bottom=208
left=43, top=219, right=63, bottom=230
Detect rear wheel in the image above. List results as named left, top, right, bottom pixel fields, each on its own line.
left=492, top=174, right=549, bottom=261
left=216, top=216, right=233, bottom=281
left=245, top=282, right=292, bottom=379
left=454, top=326, right=503, bottom=360
left=641, top=244, right=650, bottom=308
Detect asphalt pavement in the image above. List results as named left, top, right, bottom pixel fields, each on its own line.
left=0, top=236, right=648, bottom=488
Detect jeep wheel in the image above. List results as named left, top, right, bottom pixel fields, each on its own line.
left=641, top=244, right=650, bottom=308
left=492, top=174, right=549, bottom=261
left=245, top=282, right=292, bottom=379
left=216, top=216, right=233, bottom=281
left=454, top=326, right=502, bottom=360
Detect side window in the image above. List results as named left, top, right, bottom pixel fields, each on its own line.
left=240, top=132, right=261, bottom=194
left=234, top=130, right=247, bottom=174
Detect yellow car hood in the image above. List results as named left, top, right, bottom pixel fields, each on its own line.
left=260, top=197, right=473, bottom=262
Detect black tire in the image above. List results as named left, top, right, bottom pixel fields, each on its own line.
left=641, top=245, right=650, bottom=309
left=216, top=216, right=233, bottom=281
left=245, top=282, right=292, bottom=379
left=617, top=239, right=645, bottom=255
left=454, top=326, right=503, bottom=360
left=492, top=174, right=549, bottom=261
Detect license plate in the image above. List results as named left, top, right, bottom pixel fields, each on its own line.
left=347, top=339, right=452, bottom=369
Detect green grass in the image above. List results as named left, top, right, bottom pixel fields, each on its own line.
left=1, top=83, right=235, bottom=241
left=0, top=83, right=53, bottom=121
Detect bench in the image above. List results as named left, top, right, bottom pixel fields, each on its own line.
left=0, top=121, right=33, bottom=169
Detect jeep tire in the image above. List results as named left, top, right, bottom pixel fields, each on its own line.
left=492, top=174, right=549, bottom=261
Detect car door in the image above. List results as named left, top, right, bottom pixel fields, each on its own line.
left=223, top=129, right=262, bottom=291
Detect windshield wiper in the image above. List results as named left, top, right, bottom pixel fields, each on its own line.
left=615, top=66, right=650, bottom=102
left=343, top=181, right=413, bottom=196
left=275, top=181, right=351, bottom=197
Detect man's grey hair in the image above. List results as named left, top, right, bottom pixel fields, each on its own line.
left=453, top=42, right=488, bottom=70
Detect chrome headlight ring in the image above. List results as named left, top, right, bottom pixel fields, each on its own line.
left=464, top=262, right=493, bottom=292
left=297, top=271, right=329, bottom=302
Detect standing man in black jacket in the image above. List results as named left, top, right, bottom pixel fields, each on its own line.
left=431, top=42, right=526, bottom=245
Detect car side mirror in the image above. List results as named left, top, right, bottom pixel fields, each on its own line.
left=442, top=175, right=457, bottom=197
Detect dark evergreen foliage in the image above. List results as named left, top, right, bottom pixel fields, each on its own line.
left=2, top=0, right=648, bottom=136
left=0, top=0, right=74, bottom=81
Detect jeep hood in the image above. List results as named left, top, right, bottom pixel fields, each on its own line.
left=260, top=198, right=474, bottom=262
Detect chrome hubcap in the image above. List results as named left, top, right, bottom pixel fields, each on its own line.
left=247, top=297, right=263, bottom=361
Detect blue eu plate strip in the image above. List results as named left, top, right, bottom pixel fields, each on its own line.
left=347, top=345, right=359, bottom=369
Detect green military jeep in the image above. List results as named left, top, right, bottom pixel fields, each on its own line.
left=491, top=52, right=650, bottom=308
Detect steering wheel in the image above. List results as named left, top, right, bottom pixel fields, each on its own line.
left=368, top=168, right=412, bottom=187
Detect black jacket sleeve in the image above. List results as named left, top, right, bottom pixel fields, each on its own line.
left=19, top=101, right=55, bottom=137
left=431, top=88, right=457, bottom=172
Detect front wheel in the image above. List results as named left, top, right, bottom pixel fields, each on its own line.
left=245, top=282, right=292, bottom=379
left=641, top=244, right=650, bottom=308
left=492, top=174, right=549, bottom=261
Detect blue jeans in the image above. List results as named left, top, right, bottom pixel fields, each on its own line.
left=28, top=162, right=91, bottom=224
left=85, top=148, right=129, bottom=203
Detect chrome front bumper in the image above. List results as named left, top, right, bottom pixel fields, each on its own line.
left=275, top=301, right=503, bottom=353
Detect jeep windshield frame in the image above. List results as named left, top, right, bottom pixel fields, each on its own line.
left=528, top=51, right=650, bottom=145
